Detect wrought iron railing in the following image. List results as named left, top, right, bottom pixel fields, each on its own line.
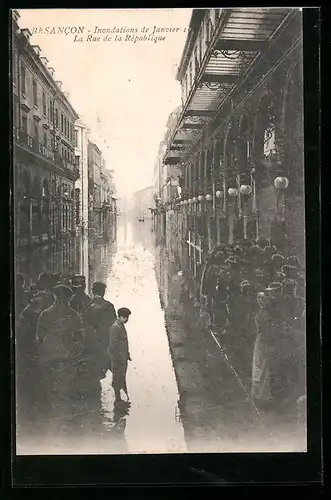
left=15, top=127, right=79, bottom=178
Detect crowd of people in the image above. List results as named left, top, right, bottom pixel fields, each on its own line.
left=15, top=272, right=132, bottom=431
left=199, top=237, right=306, bottom=415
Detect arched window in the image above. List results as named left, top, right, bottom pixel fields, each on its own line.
left=237, top=115, right=251, bottom=175
left=32, top=176, right=41, bottom=201
left=254, top=95, right=277, bottom=189
left=224, top=126, right=236, bottom=187
left=21, top=170, right=31, bottom=198
left=206, top=147, right=213, bottom=190
left=42, top=178, right=49, bottom=199
left=213, top=138, right=223, bottom=189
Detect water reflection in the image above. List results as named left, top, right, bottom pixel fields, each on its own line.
left=16, top=216, right=187, bottom=455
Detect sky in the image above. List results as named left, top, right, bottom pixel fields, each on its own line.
left=17, top=8, right=193, bottom=198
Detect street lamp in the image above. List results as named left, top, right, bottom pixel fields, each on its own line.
left=198, top=195, right=204, bottom=202
left=239, top=184, right=252, bottom=196
left=274, top=176, right=289, bottom=189
left=205, top=194, right=212, bottom=201
left=188, top=198, right=193, bottom=204
left=216, top=190, right=222, bottom=198
left=193, top=197, right=198, bottom=203
left=228, top=187, right=238, bottom=197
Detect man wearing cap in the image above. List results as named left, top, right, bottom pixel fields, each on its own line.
left=36, top=285, right=85, bottom=421
left=109, top=307, right=132, bottom=405
left=81, top=282, right=117, bottom=400
left=69, top=275, right=91, bottom=315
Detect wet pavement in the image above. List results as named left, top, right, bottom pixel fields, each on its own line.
left=15, top=216, right=306, bottom=455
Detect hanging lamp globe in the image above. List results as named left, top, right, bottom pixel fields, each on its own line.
left=205, top=194, right=212, bottom=201
left=198, top=195, right=204, bottom=202
left=215, top=190, right=222, bottom=198
left=274, top=176, right=289, bottom=189
left=228, top=187, right=238, bottom=197
left=240, top=184, right=252, bottom=196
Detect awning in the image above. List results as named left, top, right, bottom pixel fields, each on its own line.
left=164, top=8, right=293, bottom=164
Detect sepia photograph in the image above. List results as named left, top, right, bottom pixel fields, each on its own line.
left=11, top=7, right=307, bottom=456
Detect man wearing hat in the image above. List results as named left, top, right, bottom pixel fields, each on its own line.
left=265, top=281, right=283, bottom=300
left=69, top=275, right=91, bottom=315
left=36, top=273, right=55, bottom=310
left=36, top=285, right=85, bottom=421
left=81, top=282, right=117, bottom=403
left=200, top=248, right=227, bottom=324
left=225, top=257, right=242, bottom=335
left=211, top=257, right=230, bottom=334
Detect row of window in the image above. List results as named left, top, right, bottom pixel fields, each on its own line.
left=18, top=60, right=75, bottom=143
left=20, top=112, right=75, bottom=164
left=182, top=9, right=220, bottom=101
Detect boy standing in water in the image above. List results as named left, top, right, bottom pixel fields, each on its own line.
left=109, top=307, right=132, bottom=405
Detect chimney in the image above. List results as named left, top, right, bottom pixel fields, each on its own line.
left=32, top=45, right=42, bottom=57
left=21, top=28, right=32, bottom=41
left=48, top=67, right=55, bottom=76
left=40, top=56, right=49, bottom=66
left=55, top=81, right=63, bottom=90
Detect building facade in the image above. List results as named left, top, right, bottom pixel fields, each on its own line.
left=152, top=106, right=183, bottom=241
left=74, top=119, right=89, bottom=234
left=12, top=10, right=79, bottom=259
left=87, top=140, right=116, bottom=239
left=132, top=185, right=154, bottom=220
left=158, top=8, right=304, bottom=296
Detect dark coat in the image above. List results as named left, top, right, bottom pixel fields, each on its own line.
left=82, top=297, right=117, bottom=375
left=109, top=319, right=130, bottom=394
left=69, top=291, right=91, bottom=315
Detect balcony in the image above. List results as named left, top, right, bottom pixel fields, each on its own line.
left=14, top=128, right=80, bottom=180
left=164, top=8, right=294, bottom=165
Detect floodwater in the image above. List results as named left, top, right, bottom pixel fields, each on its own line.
left=15, top=215, right=306, bottom=455
left=100, top=217, right=187, bottom=454
left=16, top=216, right=187, bottom=455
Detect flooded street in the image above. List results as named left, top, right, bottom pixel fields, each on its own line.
left=100, top=217, right=187, bottom=454
left=16, top=216, right=187, bottom=455
left=16, top=215, right=306, bottom=455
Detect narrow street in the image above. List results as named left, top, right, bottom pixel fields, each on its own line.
left=16, top=216, right=306, bottom=455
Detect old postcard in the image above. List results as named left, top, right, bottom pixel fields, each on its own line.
left=12, top=8, right=308, bottom=456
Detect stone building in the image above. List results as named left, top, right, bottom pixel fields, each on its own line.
left=160, top=8, right=304, bottom=292
left=132, top=185, right=154, bottom=220
left=12, top=10, right=80, bottom=283
left=87, top=140, right=116, bottom=239
left=74, top=119, right=89, bottom=233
